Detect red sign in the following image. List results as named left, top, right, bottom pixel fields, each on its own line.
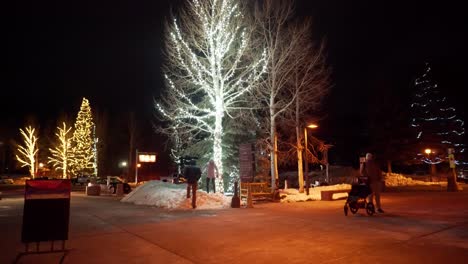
left=22, top=179, right=71, bottom=243
left=25, top=180, right=71, bottom=200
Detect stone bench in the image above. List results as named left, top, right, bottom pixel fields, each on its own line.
left=320, top=189, right=350, bottom=201
left=86, top=185, right=101, bottom=196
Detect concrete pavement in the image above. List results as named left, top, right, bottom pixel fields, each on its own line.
left=1, top=187, right=467, bottom=264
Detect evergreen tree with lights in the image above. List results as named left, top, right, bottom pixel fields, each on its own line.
left=70, top=98, right=97, bottom=176
left=410, top=63, right=466, bottom=164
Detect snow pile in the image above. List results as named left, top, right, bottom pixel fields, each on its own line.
left=121, top=180, right=231, bottom=209
left=384, top=173, right=444, bottom=186
left=279, top=184, right=352, bottom=203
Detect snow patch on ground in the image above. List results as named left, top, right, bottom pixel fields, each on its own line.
left=384, top=173, right=445, bottom=186
left=279, top=184, right=352, bottom=202
left=121, top=174, right=446, bottom=208
left=121, top=180, right=231, bottom=209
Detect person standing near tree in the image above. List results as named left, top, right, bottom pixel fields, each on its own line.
left=204, top=159, right=219, bottom=193
left=184, top=159, right=202, bottom=209
left=361, top=153, right=385, bottom=213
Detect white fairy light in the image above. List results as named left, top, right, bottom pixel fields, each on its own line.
left=157, top=0, right=267, bottom=193
left=48, top=122, right=73, bottom=179
left=411, top=63, right=465, bottom=163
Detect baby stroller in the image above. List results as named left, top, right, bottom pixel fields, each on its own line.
left=344, top=177, right=375, bottom=216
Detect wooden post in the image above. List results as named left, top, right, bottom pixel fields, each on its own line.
left=246, top=184, right=254, bottom=208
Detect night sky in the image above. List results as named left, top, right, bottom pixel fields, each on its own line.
left=2, top=0, right=467, bottom=172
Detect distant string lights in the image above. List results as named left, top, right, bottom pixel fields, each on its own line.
left=410, top=63, right=466, bottom=163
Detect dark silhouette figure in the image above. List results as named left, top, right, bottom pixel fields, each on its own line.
left=184, top=159, right=202, bottom=209
left=361, top=153, right=385, bottom=213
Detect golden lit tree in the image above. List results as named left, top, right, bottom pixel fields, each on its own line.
left=16, top=126, right=39, bottom=178
left=48, top=122, right=73, bottom=179
left=70, top=98, right=96, bottom=176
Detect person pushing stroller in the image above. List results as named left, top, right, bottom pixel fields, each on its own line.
left=360, top=153, right=385, bottom=213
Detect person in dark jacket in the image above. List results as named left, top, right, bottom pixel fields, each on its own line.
left=360, top=153, right=385, bottom=213
left=184, top=159, right=202, bottom=209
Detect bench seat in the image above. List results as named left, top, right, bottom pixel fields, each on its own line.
left=320, top=189, right=350, bottom=201
left=240, top=182, right=274, bottom=201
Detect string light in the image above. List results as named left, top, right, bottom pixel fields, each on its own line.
left=70, top=98, right=97, bottom=176
left=157, top=0, right=267, bottom=193
left=16, top=126, right=39, bottom=178
left=48, top=122, right=73, bottom=179
left=411, top=63, right=466, bottom=162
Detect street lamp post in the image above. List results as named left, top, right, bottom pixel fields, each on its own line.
left=135, top=149, right=138, bottom=184
left=424, top=148, right=436, bottom=178
left=304, top=123, right=318, bottom=195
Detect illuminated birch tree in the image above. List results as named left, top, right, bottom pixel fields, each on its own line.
left=48, top=122, right=73, bottom=179
left=71, top=98, right=96, bottom=176
left=156, top=0, right=266, bottom=193
left=16, top=126, right=39, bottom=178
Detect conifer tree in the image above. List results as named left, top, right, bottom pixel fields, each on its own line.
left=71, top=98, right=96, bottom=176
left=410, top=63, right=466, bottom=163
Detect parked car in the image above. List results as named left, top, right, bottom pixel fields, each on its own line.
left=0, top=177, right=14, bottom=184
left=457, top=169, right=468, bottom=183
left=160, top=173, right=186, bottom=184
left=71, top=176, right=90, bottom=186
left=95, top=176, right=132, bottom=194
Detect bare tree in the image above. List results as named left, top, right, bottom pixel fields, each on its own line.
left=254, top=0, right=313, bottom=190
left=95, top=108, right=109, bottom=177
left=156, top=0, right=266, bottom=193
left=287, top=21, right=330, bottom=192
left=16, top=126, right=39, bottom=178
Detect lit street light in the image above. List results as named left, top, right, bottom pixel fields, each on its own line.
left=304, top=123, right=318, bottom=195
left=424, top=148, right=436, bottom=178
left=135, top=163, right=141, bottom=184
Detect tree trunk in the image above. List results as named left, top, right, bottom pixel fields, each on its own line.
left=214, top=107, right=224, bottom=194
left=296, top=96, right=304, bottom=193
left=128, top=112, right=136, bottom=181
left=297, top=126, right=304, bottom=193
left=270, top=113, right=277, bottom=192
left=447, top=168, right=460, bottom=192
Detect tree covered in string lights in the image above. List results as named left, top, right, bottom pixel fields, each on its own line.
left=156, top=0, right=267, bottom=193
left=410, top=63, right=466, bottom=164
left=71, top=98, right=97, bottom=176
left=48, top=122, right=73, bottom=179
left=15, top=126, right=39, bottom=178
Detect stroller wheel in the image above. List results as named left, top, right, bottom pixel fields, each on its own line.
left=344, top=205, right=348, bottom=216
left=349, top=203, right=358, bottom=214
left=366, top=203, right=375, bottom=216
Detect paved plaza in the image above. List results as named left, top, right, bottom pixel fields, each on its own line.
left=1, top=186, right=468, bottom=264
